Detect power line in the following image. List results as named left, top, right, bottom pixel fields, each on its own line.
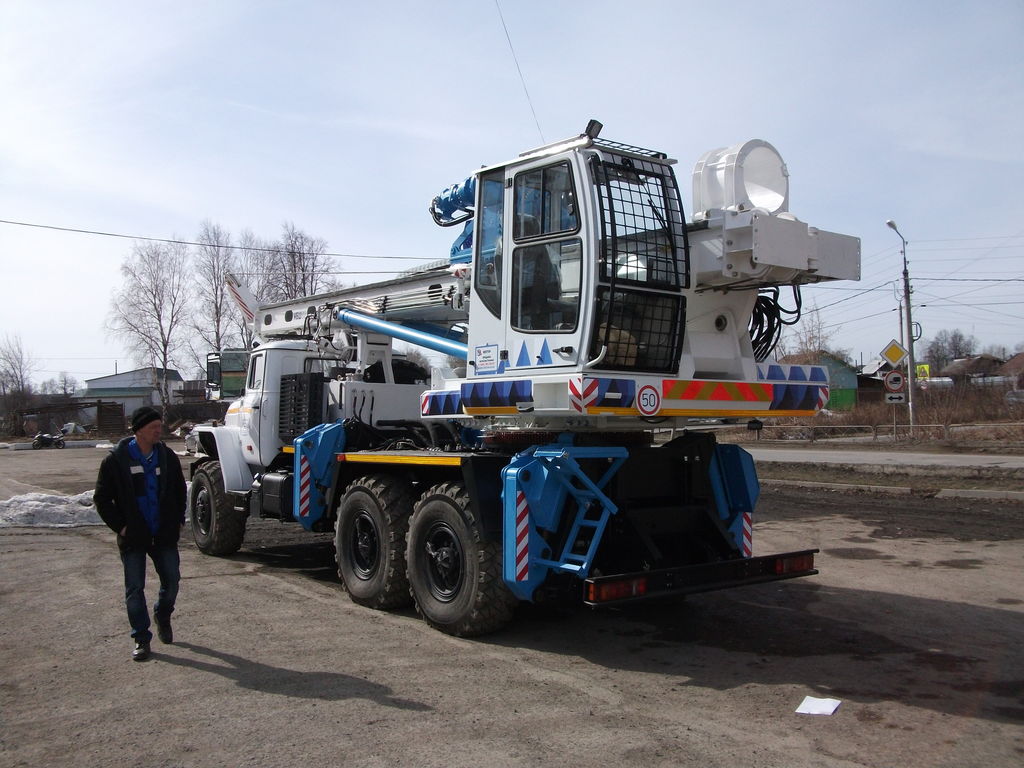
left=813, top=277, right=1024, bottom=289
left=915, top=235, right=1024, bottom=243
left=917, top=280, right=1024, bottom=286
left=812, top=280, right=896, bottom=311
left=0, top=218, right=425, bottom=261
left=923, top=300, right=1024, bottom=307
left=494, top=0, right=545, bottom=143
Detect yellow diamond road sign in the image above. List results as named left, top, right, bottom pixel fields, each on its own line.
left=881, top=339, right=909, bottom=367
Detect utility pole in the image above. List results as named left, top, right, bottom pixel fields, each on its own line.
left=886, top=220, right=915, bottom=437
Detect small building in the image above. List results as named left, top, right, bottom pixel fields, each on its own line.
left=939, top=355, right=1005, bottom=386
left=81, top=367, right=184, bottom=426
left=995, top=352, right=1024, bottom=389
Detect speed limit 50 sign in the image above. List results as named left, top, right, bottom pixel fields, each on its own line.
left=636, top=384, right=662, bottom=416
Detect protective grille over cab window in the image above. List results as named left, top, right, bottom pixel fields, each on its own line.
left=590, top=151, right=689, bottom=374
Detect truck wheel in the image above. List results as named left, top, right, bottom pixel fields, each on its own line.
left=191, top=461, right=246, bottom=555
left=407, top=481, right=516, bottom=636
left=336, top=474, right=414, bottom=609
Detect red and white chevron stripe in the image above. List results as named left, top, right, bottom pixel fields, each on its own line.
left=515, top=490, right=530, bottom=581
left=298, top=454, right=312, bottom=518
left=568, top=377, right=599, bottom=412
left=741, top=511, right=752, bottom=557
left=226, top=281, right=255, bottom=322
left=817, top=386, right=830, bottom=410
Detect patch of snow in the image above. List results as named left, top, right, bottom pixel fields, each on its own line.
left=0, top=491, right=102, bottom=528
left=0, top=481, right=193, bottom=528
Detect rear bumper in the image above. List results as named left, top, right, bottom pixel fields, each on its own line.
left=582, top=549, right=818, bottom=606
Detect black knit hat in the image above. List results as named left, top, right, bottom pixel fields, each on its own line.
left=131, top=406, right=162, bottom=432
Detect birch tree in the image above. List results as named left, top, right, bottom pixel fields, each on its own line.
left=0, top=334, right=36, bottom=434
left=265, top=221, right=335, bottom=302
left=189, top=220, right=239, bottom=370
left=107, top=241, right=191, bottom=416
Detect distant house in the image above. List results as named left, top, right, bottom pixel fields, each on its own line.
left=81, top=367, right=185, bottom=425
left=779, top=351, right=858, bottom=410
left=995, top=352, right=1024, bottom=389
left=939, top=355, right=1005, bottom=384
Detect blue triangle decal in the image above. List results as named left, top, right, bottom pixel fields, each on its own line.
left=516, top=342, right=531, bottom=367
left=538, top=339, right=552, bottom=365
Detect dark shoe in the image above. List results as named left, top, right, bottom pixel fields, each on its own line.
left=132, top=641, right=151, bottom=662
left=156, top=619, right=173, bottom=645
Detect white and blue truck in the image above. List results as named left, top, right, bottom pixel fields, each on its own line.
left=190, top=121, right=860, bottom=636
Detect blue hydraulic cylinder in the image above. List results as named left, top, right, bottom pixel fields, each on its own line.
left=292, top=421, right=347, bottom=531
left=430, top=176, right=476, bottom=225
left=335, top=307, right=468, bottom=361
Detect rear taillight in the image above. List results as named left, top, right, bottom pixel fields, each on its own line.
left=775, top=553, right=815, bottom=575
left=585, top=577, right=648, bottom=603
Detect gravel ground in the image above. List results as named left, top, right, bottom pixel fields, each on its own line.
left=0, top=439, right=1021, bottom=767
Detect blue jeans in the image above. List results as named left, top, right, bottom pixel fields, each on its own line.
left=120, top=544, right=180, bottom=644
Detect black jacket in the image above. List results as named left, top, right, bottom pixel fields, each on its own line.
left=94, top=436, right=186, bottom=549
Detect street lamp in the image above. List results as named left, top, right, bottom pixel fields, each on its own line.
left=886, top=219, right=916, bottom=437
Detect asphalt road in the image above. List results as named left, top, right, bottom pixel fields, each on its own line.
left=0, top=441, right=1022, bottom=767
left=746, top=445, right=1024, bottom=471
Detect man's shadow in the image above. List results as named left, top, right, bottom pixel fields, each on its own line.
left=159, top=642, right=431, bottom=712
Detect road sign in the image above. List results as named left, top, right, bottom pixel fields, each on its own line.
left=881, top=339, right=909, bottom=367
left=884, top=392, right=907, bottom=404
left=636, top=384, right=661, bottom=416
left=883, top=369, right=906, bottom=393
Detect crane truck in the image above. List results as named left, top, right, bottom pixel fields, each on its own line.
left=190, top=121, right=860, bottom=636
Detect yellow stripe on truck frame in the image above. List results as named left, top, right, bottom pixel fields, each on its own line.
left=338, top=453, right=464, bottom=467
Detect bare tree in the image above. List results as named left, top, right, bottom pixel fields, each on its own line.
left=0, top=334, right=37, bottom=434
left=265, top=221, right=335, bottom=302
left=188, top=220, right=239, bottom=370
left=233, top=228, right=276, bottom=349
left=779, top=304, right=851, bottom=364
left=107, top=241, right=191, bottom=416
left=924, top=329, right=977, bottom=373
left=39, top=372, right=79, bottom=397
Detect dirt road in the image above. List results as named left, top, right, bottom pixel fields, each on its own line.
left=1, top=444, right=1022, bottom=767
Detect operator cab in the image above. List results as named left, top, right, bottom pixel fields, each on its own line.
left=464, top=124, right=689, bottom=378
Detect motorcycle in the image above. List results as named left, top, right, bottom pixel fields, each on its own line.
left=32, top=430, right=66, bottom=449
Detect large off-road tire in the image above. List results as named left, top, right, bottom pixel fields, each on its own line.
left=407, top=481, right=516, bottom=637
left=335, top=474, right=414, bottom=609
left=190, top=461, right=246, bottom=555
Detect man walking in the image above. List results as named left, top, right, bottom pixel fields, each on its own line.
left=95, top=406, right=187, bottom=661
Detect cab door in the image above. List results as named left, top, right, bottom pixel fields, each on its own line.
left=238, top=351, right=266, bottom=466
left=504, top=158, right=583, bottom=372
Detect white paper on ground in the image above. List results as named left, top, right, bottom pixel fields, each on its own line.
left=795, top=696, right=842, bottom=715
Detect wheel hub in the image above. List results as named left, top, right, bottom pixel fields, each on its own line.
left=351, top=511, right=379, bottom=578
left=195, top=488, right=212, bottom=535
left=423, top=522, right=463, bottom=601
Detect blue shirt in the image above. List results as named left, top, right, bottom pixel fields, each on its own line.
left=127, top=439, right=160, bottom=535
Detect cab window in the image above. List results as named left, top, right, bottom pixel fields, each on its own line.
left=511, top=239, right=581, bottom=332
left=474, top=170, right=505, bottom=318
left=246, top=353, right=265, bottom=392
left=513, top=162, right=578, bottom=240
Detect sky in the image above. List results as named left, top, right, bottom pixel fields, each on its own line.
left=2, top=0, right=1023, bottom=387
